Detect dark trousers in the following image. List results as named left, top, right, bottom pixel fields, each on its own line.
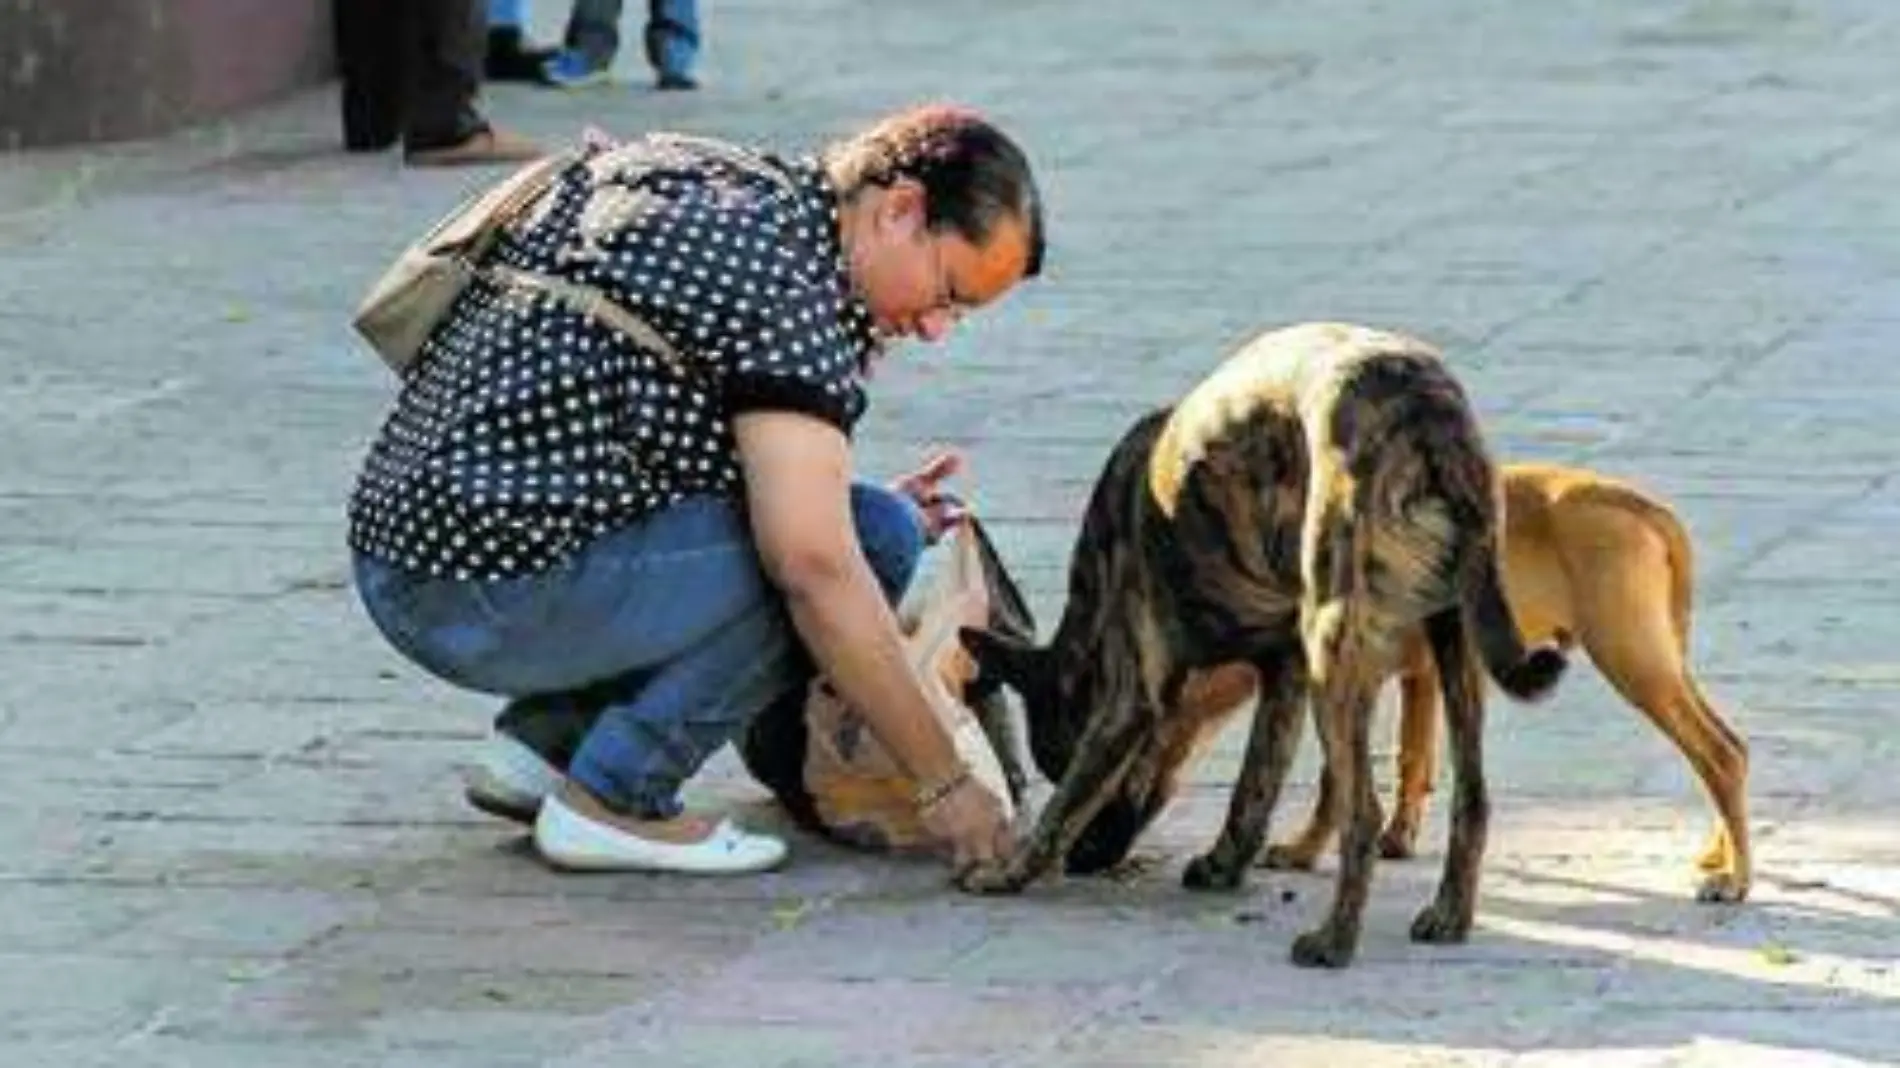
left=335, top=0, right=490, bottom=153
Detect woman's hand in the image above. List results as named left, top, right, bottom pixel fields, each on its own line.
left=918, top=771, right=1016, bottom=876
left=890, top=447, right=971, bottom=544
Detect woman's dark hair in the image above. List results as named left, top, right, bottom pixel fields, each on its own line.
left=824, top=103, right=1046, bottom=277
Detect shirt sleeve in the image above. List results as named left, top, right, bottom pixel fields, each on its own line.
left=712, top=279, right=866, bottom=430
left=580, top=175, right=866, bottom=431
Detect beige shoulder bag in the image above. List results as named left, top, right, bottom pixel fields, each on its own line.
left=351, top=149, right=582, bottom=374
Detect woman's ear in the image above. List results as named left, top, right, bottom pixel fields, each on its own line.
left=879, top=178, right=928, bottom=234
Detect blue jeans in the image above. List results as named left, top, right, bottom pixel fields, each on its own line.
left=563, top=0, right=699, bottom=78
left=353, top=484, right=924, bottom=818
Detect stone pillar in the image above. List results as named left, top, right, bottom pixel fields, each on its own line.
left=0, top=0, right=335, bottom=150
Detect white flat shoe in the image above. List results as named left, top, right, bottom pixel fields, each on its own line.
left=533, top=790, right=788, bottom=875
left=463, top=731, right=562, bottom=824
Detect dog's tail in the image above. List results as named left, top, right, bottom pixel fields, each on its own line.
left=1467, top=545, right=1567, bottom=701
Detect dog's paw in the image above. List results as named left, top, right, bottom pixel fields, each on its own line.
left=1105, top=851, right=1166, bottom=883
left=1258, top=842, right=1319, bottom=871
left=1182, top=852, right=1246, bottom=892
left=1408, top=900, right=1473, bottom=945
left=956, top=859, right=1029, bottom=895
left=1695, top=871, right=1750, bottom=904
left=1377, top=822, right=1419, bottom=861
left=1695, top=830, right=1732, bottom=873
left=1289, top=926, right=1356, bottom=969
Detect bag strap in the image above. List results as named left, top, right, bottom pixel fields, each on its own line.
left=487, top=263, right=687, bottom=372
left=474, top=134, right=793, bottom=376
left=461, top=149, right=584, bottom=263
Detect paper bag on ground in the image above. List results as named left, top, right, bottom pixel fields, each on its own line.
left=801, top=522, right=1017, bottom=852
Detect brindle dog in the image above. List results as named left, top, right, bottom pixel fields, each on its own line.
left=959, top=322, right=1567, bottom=968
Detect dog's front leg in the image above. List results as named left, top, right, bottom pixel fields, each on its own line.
left=958, top=700, right=1149, bottom=895
left=1185, top=651, right=1307, bottom=889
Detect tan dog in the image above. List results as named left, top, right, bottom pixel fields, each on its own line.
left=1260, top=462, right=1752, bottom=903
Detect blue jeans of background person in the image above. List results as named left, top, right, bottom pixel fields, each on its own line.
left=353, top=485, right=924, bottom=819
left=563, top=0, right=699, bottom=79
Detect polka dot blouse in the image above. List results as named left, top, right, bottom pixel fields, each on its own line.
left=348, top=135, right=881, bottom=582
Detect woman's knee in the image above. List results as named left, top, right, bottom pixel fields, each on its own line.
left=849, top=482, right=925, bottom=602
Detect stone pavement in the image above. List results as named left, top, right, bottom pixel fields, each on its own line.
left=3, top=0, right=1899, bottom=1063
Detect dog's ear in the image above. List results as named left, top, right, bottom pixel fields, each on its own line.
left=957, top=625, right=1046, bottom=695
left=962, top=515, right=1036, bottom=644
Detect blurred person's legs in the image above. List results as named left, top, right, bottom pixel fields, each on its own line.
left=486, top=0, right=557, bottom=82
left=402, top=0, right=494, bottom=155
left=404, top=0, right=544, bottom=166
left=542, top=0, right=699, bottom=90
left=335, top=0, right=403, bottom=151
left=336, top=0, right=541, bottom=164
left=645, top=0, right=700, bottom=90
left=543, top=0, right=620, bottom=88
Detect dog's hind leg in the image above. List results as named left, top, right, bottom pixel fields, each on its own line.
left=1682, top=671, right=1750, bottom=900
left=1579, top=579, right=1751, bottom=903
left=1184, top=650, right=1308, bottom=890
left=1409, top=606, right=1488, bottom=944
left=958, top=697, right=1151, bottom=895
